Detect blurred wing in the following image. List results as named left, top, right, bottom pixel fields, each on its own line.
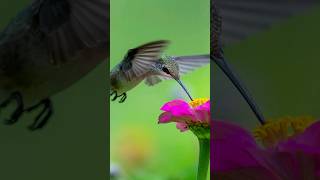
left=214, top=0, right=318, bottom=45
left=121, top=40, right=169, bottom=81
left=144, top=75, right=171, bottom=86
left=144, top=55, right=210, bottom=86
left=32, top=0, right=109, bottom=64
left=174, top=55, right=210, bottom=75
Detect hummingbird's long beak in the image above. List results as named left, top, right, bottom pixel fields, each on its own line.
left=175, top=78, right=194, bottom=101
left=212, top=55, right=266, bottom=125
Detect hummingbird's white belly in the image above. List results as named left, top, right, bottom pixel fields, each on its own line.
left=110, top=70, right=146, bottom=94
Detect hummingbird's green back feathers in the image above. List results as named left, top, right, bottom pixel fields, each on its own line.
left=120, top=40, right=169, bottom=81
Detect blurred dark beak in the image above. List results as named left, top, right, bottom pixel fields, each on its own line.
left=175, top=78, right=193, bottom=101
left=212, top=55, right=265, bottom=124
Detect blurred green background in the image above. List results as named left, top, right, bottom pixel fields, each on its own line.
left=0, top=1, right=107, bottom=179
left=110, top=0, right=209, bottom=179
left=214, top=5, right=320, bottom=130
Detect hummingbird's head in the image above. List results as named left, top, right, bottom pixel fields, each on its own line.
left=160, top=57, right=180, bottom=80
left=160, top=56, right=193, bottom=101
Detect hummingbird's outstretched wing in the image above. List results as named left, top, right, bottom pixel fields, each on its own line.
left=174, top=55, right=210, bottom=75
left=144, top=55, right=209, bottom=86
left=31, top=0, right=109, bottom=64
left=121, top=40, right=169, bottom=81
left=215, top=0, right=319, bottom=45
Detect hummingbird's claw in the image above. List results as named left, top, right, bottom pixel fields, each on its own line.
left=112, top=95, right=118, bottom=101
left=0, top=92, right=24, bottom=125
left=0, top=92, right=53, bottom=130
left=110, top=91, right=118, bottom=101
left=26, top=99, right=53, bottom=131
left=110, top=91, right=115, bottom=97
left=119, top=93, right=127, bottom=103
left=110, top=90, right=127, bottom=103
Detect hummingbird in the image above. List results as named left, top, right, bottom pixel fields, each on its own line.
left=211, top=1, right=319, bottom=124
left=0, top=0, right=109, bottom=130
left=211, top=3, right=266, bottom=124
left=110, top=40, right=209, bottom=103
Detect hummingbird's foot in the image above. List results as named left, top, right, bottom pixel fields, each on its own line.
left=111, top=91, right=118, bottom=101
left=0, top=92, right=24, bottom=125
left=26, top=99, right=53, bottom=131
left=110, top=90, right=115, bottom=97
left=119, top=93, right=127, bottom=103
left=110, top=91, right=127, bottom=103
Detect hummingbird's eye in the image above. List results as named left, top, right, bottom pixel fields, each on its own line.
left=162, top=67, right=170, bottom=74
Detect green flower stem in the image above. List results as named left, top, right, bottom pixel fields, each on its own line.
left=197, top=138, right=210, bottom=180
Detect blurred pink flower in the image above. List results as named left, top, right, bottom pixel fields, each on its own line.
left=158, top=98, right=210, bottom=133
left=212, top=120, right=320, bottom=180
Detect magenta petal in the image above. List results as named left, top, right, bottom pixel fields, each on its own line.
left=275, top=121, right=320, bottom=178
left=160, top=99, right=193, bottom=116
left=194, top=101, right=210, bottom=122
left=213, top=120, right=257, bottom=146
left=195, top=101, right=210, bottom=111
left=158, top=112, right=172, bottom=123
left=160, top=99, right=187, bottom=111
left=194, top=109, right=210, bottom=123
left=213, top=166, right=278, bottom=180
left=212, top=121, right=260, bottom=172
left=176, top=122, right=188, bottom=132
left=279, top=121, right=320, bottom=150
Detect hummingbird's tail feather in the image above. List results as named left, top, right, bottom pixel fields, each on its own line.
left=212, top=55, right=265, bottom=124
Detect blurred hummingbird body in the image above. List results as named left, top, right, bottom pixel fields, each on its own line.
left=110, top=40, right=209, bottom=103
left=110, top=64, right=146, bottom=95
left=0, top=0, right=109, bottom=130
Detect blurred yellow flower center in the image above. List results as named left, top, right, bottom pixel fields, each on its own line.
left=189, top=98, right=209, bottom=108
left=253, top=116, right=315, bottom=147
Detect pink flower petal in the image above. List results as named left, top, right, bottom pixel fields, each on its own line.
left=278, top=121, right=320, bottom=150
left=194, top=109, right=210, bottom=123
left=194, top=101, right=210, bottom=123
left=158, top=112, right=172, bottom=123
left=176, top=122, right=188, bottom=132
left=195, top=100, right=210, bottom=111
left=212, top=120, right=320, bottom=179
left=212, top=120, right=260, bottom=172
left=160, top=99, right=193, bottom=117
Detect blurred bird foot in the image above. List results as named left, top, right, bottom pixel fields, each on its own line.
left=0, top=92, right=24, bottom=125
left=119, top=93, right=127, bottom=103
left=110, top=91, right=118, bottom=101
left=26, top=99, right=53, bottom=131
left=110, top=91, right=127, bottom=103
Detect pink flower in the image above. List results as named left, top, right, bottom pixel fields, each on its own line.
left=158, top=98, right=210, bottom=136
left=212, top=120, right=320, bottom=180
left=159, top=98, right=211, bottom=179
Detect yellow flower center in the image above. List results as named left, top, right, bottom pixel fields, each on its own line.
left=189, top=98, right=209, bottom=108
left=253, top=116, right=315, bottom=147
